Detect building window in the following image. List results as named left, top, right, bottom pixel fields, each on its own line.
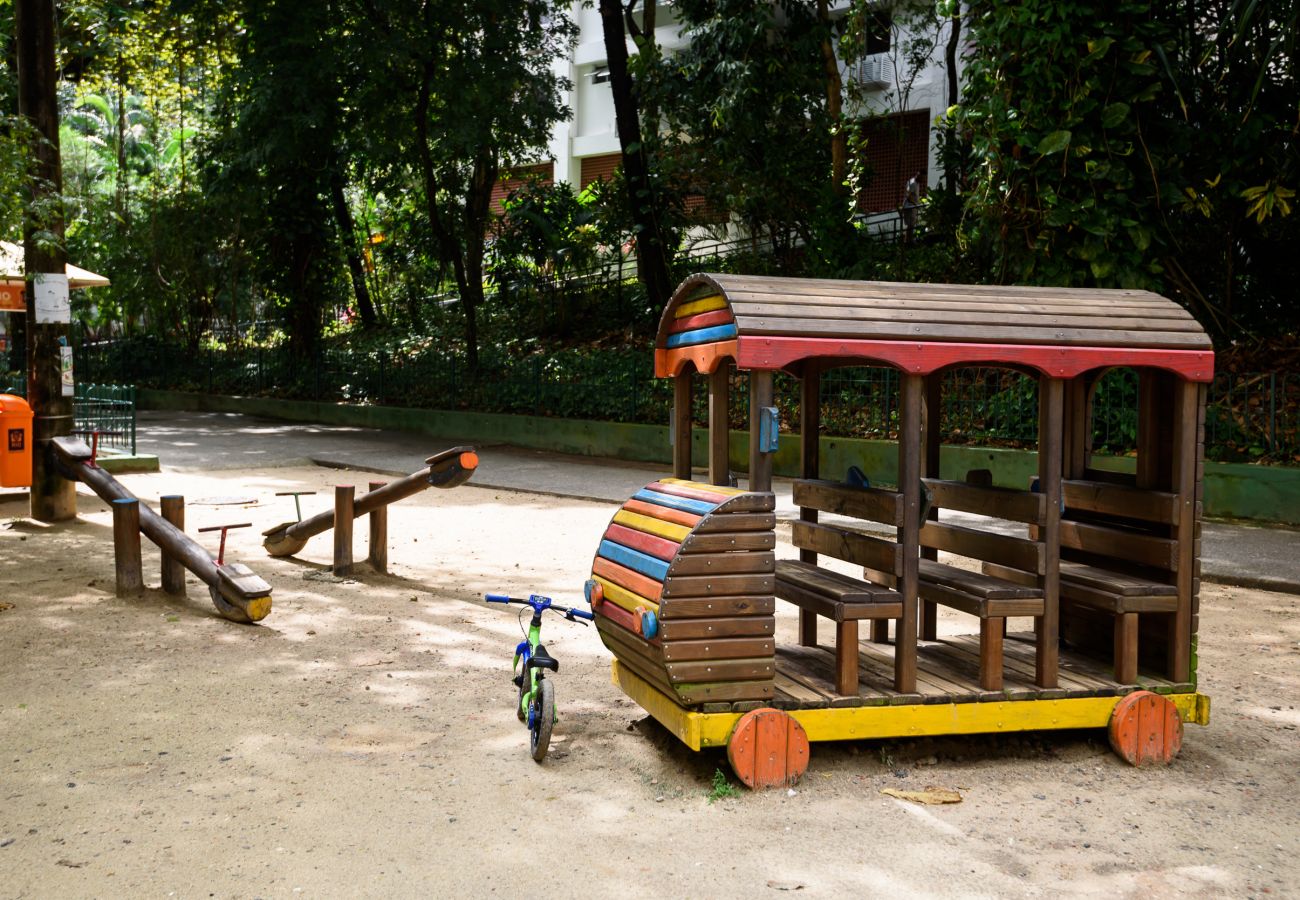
left=856, top=109, right=930, bottom=215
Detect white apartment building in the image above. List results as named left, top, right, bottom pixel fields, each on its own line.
left=498, top=3, right=960, bottom=220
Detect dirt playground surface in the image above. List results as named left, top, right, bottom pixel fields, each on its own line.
left=1, top=464, right=1297, bottom=898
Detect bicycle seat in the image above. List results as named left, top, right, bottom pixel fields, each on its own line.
left=528, top=644, right=559, bottom=673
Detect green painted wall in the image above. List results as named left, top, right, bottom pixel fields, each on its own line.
left=140, top=389, right=1300, bottom=524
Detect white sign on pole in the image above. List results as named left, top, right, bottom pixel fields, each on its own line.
left=34, top=272, right=71, bottom=324
left=60, top=345, right=75, bottom=396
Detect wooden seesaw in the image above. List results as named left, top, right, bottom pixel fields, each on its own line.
left=49, top=435, right=272, bottom=624
left=261, top=446, right=478, bottom=572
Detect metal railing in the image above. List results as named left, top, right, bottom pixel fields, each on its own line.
left=72, top=339, right=1299, bottom=465
left=0, top=376, right=137, bottom=455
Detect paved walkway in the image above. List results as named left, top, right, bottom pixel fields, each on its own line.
left=135, top=409, right=1300, bottom=594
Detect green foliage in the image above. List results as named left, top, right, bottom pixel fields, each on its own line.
left=706, top=768, right=740, bottom=803
left=956, top=0, right=1299, bottom=340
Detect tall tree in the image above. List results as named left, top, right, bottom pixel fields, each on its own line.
left=599, top=0, right=675, bottom=310
left=350, top=0, right=576, bottom=369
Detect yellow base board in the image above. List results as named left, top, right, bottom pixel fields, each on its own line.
left=611, top=660, right=1211, bottom=752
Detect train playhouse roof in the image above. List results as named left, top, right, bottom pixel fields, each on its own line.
left=654, top=274, right=1214, bottom=382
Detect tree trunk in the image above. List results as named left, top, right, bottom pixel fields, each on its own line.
left=16, top=0, right=76, bottom=521
left=818, top=0, right=847, bottom=197
left=415, top=69, right=482, bottom=369
left=330, top=171, right=377, bottom=328
left=599, top=0, right=674, bottom=310
left=944, top=10, right=961, bottom=194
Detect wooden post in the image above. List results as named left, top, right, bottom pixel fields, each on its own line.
left=798, top=365, right=820, bottom=647
left=367, top=481, right=388, bottom=574
left=895, top=373, right=922, bottom=693
left=160, top=495, right=186, bottom=595
left=112, top=498, right=143, bottom=597
left=919, top=374, right=942, bottom=641
left=708, top=360, right=731, bottom=486
left=1168, top=380, right=1200, bottom=682
left=17, top=0, right=76, bottom=522
left=333, top=485, right=354, bottom=576
left=1036, top=377, right=1064, bottom=688
left=747, top=369, right=774, bottom=493
left=672, top=371, right=693, bottom=480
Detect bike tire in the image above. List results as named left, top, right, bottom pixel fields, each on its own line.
left=530, top=678, right=555, bottom=762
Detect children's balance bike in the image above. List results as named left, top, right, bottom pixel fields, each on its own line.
left=484, top=593, right=593, bottom=762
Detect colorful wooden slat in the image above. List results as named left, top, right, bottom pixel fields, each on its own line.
left=620, top=501, right=701, bottom=530
left=664, top=323, right=739, bottom=349
left=667, top=309, right=734, bottom=335
left=603, top=523, right=680, bottom=562
left=659, top=477, right=750, bottom=497
left=597, top=594, right=660, bottom=644
left=612, top=509, right=694, bottom=542
left=597, top=538, right=671, bottom=582
left=592, top=556, right=665, bottom=603
left=674, top=294, right=727, bottom=318
left=646, top=480, right=736, bottom=504
left=654, top=339, right=739, bottom=378
left=593, top=574, right=660, bottom=615
left=632, top=488, right=717, bottom=516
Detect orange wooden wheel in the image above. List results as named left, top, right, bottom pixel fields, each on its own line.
left=726, top=708, right=810, bottom=790
left=1108, top=690, right=1183, bottom=766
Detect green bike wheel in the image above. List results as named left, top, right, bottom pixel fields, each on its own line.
left=530, top=678, right=555, bottom=762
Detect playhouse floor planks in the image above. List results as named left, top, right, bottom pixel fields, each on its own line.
left=759, top=631, right=1188, bottom=711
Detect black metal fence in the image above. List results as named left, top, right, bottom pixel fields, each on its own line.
left=72, top=338, right=1298, bottom=464
left=0, top=378, right=137, bottom=455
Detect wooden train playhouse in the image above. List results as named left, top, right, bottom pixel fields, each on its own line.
left=587, top=273, right=1214, bottom=788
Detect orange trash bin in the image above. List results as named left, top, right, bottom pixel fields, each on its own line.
left=0, top=393, right=33, bottom=488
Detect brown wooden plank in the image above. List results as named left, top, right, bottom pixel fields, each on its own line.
left=676, top=680, right=776, bottom=704
left=730, top=315, right=1212, bottom=349
left=918, top=558, right=1042, bottom=600
left=658, top=595, right=774, bottom=618
left=679, top=531, right=776, bottom=553
left=897, top=373, right=922, bottom=694
left=693, top=511, right=776, bottom=533
left=1059, top=520, right=1178, bottom=570
left=665, top=656, right=775, bottom=684
left=710, top=490, right=776, bottom=513
left=793, top=479, right=903, bottom=526
left=1036, top=376, right=1064, bottom=689
left=774, top=577, right=903, bottom=622
left=1168, top=381, right=1200, bottom=682
left=1062, top=480, right=1179, bottom=525
left=661, top=572, right=775, bottom=598
left=669, top=550, right=775, bottom=576
left=707, top=361, right=729, bottom=485
left=923, top=479, right=1046, bottom=524
left=673, top=372, right=693, bottom=479
left=657, top=615, right=775, bottom=641
left=748, top=369, right=774, bottom=492
left=713, top=276, right=1189, bottom=307
left=984, top=561, right=1178, bottom=613
left=917, top=578, right=1045, bottom=618
left=729, top=300, right=1205, bottom=332
left=919, top=520, right=1045, bottom=574
left=791, top=520, right=902, bottom=574
left=775, top=559, right=901, bottom=603
left=662, top=637, right=775, bottom=662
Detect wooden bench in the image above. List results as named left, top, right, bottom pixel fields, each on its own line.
left=917, top=478, right=1049, bottom=691
left=994, top=478, right=1184, bottom=683
left=779, top=479, right=907, bottom=695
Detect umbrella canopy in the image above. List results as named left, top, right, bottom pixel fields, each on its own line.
left=0, top=240, right=111, bottom=290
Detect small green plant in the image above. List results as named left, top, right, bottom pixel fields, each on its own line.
left=878, top=745, right=895, bottom=769
left=707, top=768, right=740, bottom=804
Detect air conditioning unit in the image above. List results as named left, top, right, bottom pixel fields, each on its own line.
left=852, top=54, right=892, bottom=91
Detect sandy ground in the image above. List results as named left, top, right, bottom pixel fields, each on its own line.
left=1, top=464, right=1298, bottom=899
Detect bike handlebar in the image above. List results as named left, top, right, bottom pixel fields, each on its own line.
left=484, top=592, right=593, bottom=622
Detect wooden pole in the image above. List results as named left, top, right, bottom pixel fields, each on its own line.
left=919, top=374, right=942, bottom=641
left=798, top=364, right=820, bottom=648
left=333, top=485, right=354, bottom=576
left=367, top=480, right=388, bottom=574
left=896, top=373, right=922, bottom=693
left=1036, top=377, right=1064, bottom=688
left=160, top=495, right=186, bottom=595
left=708, top=361, right=731, bottom=486
left=672, top=371, right=693, bottom=480
left=1169, top=380, right=1200, bottom=682
left=747, top=369, right=774, bottom=493
left=112, top=498, right=143, bottom=597
left=16, top=0, right=76, bottom=521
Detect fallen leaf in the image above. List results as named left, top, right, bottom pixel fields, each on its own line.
left=766, top=880, right=805, bottom=891
left=881, top=786, right=962, bottom=805
left=56, top=859, right=85, bottom=868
